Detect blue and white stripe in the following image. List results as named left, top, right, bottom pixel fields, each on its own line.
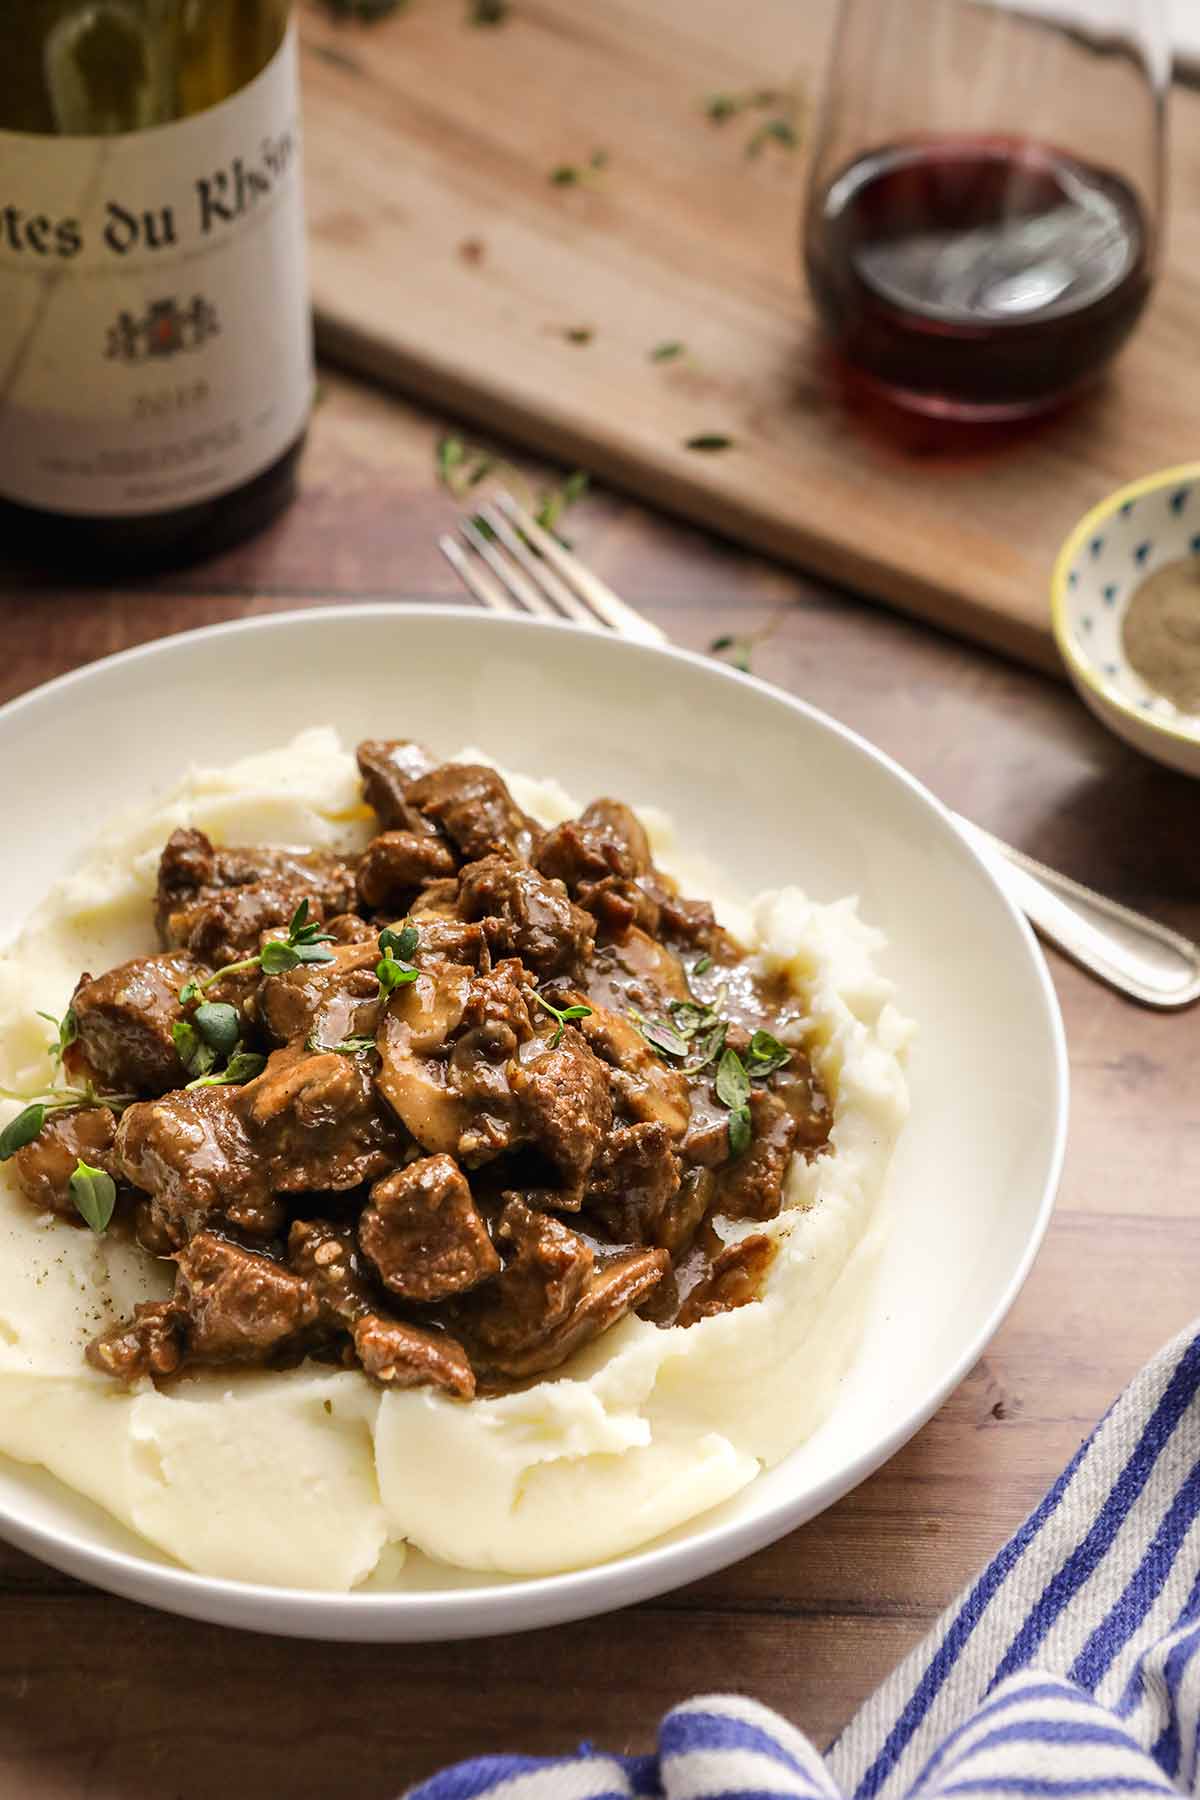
left=405, top=1322, right=1200, bottom=1800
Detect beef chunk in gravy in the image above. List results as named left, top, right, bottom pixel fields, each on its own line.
left=173, top=1232, right=319, bottom=1364
left=156, top=828, right=357, bottom=965
left=356, top=831, right=457, bottom=911
left=39, top=736, right=833, bottom=1395
left=406, top=764, right=541, bottom=864
left=356, top=738, right=441, bottom=829
left=358, top=1154, right=500, bottom=1301
left=71, top=951, right=206, bottom=1097
left=10, top=1106, right=120, bottom=1218
left=457, top=856, right=594, bottom=978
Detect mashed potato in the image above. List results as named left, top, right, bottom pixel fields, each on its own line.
left=0, top=729, right=910, bottom=1589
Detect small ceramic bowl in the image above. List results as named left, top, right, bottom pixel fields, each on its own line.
left=1052, top=462, right=1200, bottom=777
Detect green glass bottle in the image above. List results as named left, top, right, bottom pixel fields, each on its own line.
left=0, top=1, right=313, bottom=568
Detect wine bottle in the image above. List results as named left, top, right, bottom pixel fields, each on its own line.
left=0, top=1, right=314, bottom=569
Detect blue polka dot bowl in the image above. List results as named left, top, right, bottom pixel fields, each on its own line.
left=1053, top=462, right=1200, bottom=777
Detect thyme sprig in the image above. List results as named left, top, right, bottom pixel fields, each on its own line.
left=532, top=990, right=593, bottom=1049
left=178, top=900, right=336, bottom=1006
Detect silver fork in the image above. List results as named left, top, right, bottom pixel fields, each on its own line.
left=440, top=491, right=1200, bottom=1010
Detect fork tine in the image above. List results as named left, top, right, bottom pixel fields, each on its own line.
left=494, top=491, right=668, bottom=646
left=459, top=518, right=560, bottom=621
left=474, top=503, right=600, bottom=630
left=437, top=534, right=521, bottom=615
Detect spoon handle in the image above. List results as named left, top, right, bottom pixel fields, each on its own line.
left=953, top=814, right=1200, bottom=1010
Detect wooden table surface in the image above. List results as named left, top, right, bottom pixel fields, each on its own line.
left=1, top=367, right=1197, bottom=1800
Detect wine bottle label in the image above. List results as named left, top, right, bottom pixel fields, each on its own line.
left=0, top=24, right=312, bottom=519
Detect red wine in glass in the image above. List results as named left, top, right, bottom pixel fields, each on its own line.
left=804, top=135, right=1153, bottom=420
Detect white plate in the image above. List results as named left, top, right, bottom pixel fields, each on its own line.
left=0, top=605, right=1067, bottom=1640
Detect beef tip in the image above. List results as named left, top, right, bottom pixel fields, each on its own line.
left=238, top=1045, right=401, bottom=1194
left=406, top=764, right=540, bottom=864
left=70, top=951, right=207, bottom=1097
left=538, top=798, right=653, bottom=886
left=288, top=1217, right=477, bottom=1398
left=466, top=1197, right=593, bottom=1359
left=677, top=1233, right=776, bottom=1326
left=356, top=831, right=457, bottom=911
left=457, top=855, right=594, bottom=978
left=375, top=957, right=535, bottom=1167
left=467, top=1200, right=667, bottom=1380
left=356, top=739, right=440, bottom=829
left=8, top=1106, right=119, bottom=1219
left=537, top=800, right=661, bottom=937
left=586, top=1120, right=681, bottom=1243
left=358, top=1154, right=500, bottom=1302
left=156, top=827, right=357, bottom=965
left=508, top=1027, right=613, bottom=1205
left=87, top=1300, right=184, bottom=1381
left=289, top=1217, right=375, bottom=1326
left=713, top=1088, right=799, bottom=1222
left=403, top=910, right=487, bottom=967
left=116, top=1087, right=283, bottom=1247
left=258, top=940, right=382, bottom=1048
left=173, top=1232, right=319, bottom=1363
left=573, top=999, right=690, bottom=1139
left=352, top=1313, right=475, bottom=1398
left=655, top=889, right=719, bottom=946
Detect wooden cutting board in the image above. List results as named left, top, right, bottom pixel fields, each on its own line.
left=298, top=0, right=1200, bottom=675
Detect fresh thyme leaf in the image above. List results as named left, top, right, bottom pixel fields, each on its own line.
left=69, top=1159, right=117, bottom=1233
left=310, top=1034, right=378, bottom=1058
left=748, top=1029, right=792, bottom=1077
left=377, top=948, right=419, bottom=995
left=468, top=0, right=508, bottom=22
left=379, top=923, right=419, bottom=962
left=0, top=1103, right=47, bottom=1161
left=192, top=1003, right=241, bottom=1059
left=667, top=998, right=716, bottom=1039
left=188, top=1051, right=266, bottom=1091
left=550, top=150, right=607, bottom=187
left=650, top=341, right=684, bottom=362
left=728, top=1103, right=753, bottom=1159
left=746, top=117, right=798, bottom=157
left=685, top=434, right=734, bottom=452
left=532, top=990, right=593, bottom=1048
left=704, top=92, right=740, bottom=121
left=631, top=1010, right=690, bottom=1060
left=37, top=1007, right=77, bottom=1071
left=260, top=940, right=304, bottom=976
left=709, top=633, right=753, bottom=673
left=179, top=977, right=200, bottom=1007
left=172, top=1019, right=217, bottom=1080
left=564, top=327, right=594, bottom=345
left=693, top=953, right=713, bottom=976
left=468, top=512, right=497, bottom=541
left=715, top=1046, right=751, bottom=1112
left=437, top=436, right=466, bottom=482
left=561, top=470, right=589, bottom=504
left=466, top=455, right=496, bottom=488
left=680, top=1019, right=726, bottom=1076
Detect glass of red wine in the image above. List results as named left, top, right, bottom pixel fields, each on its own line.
left=802, top=0, right=1169, bottom=420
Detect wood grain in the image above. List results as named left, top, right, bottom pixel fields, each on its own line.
left=1, top=366, right=1199, bottom=1797
left=298, top=0, right=1200, bottom=674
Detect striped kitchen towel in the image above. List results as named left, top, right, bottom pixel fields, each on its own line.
left=407, top=1319, right=1200, bottom=1800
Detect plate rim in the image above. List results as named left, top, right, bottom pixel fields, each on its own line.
left=0, top=603, right=1069, bottom=1639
